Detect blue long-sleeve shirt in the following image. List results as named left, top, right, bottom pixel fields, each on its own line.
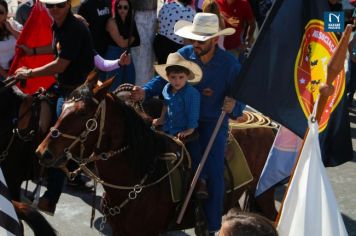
left=162, top=83, right=200, bottom=135
left=143, top=45, right=245, bottom=122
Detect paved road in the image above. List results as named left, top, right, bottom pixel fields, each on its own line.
left=23, top=111, right=356, bottom=235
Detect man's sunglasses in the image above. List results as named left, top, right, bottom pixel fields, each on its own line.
left=45, top=2, right=66, bottom=9
left=0, top=10, right=5, bottom=15
left=118, top=5, right=129, bottom=10
left=189, top=39, right=208, bottom=45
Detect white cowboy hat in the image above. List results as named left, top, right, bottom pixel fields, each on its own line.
left=154, top=53, right=202, bottom=84
left=40, top=0, right=67, bottom=4
left=174, top=13, right=235, bottom=41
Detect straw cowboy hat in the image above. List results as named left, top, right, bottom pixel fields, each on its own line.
left=154, top=53, right=203, bottom=84
left=174, top=13, right=235, bottom=41
left=40, top=0, right=67, bottom=4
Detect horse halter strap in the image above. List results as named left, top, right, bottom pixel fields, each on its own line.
left=49, top=98, right=106, bottom=164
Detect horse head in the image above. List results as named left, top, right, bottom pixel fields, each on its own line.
left=36, top=71, right=114, bottom=168
left=35, top=72, right=198, bottom=235
left=36, top=70, right=178, bottom=181
left=0, top=79, right=53, bottom=200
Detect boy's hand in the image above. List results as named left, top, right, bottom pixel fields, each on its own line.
left=177, top=129, right=194, bottom=140
left=222, top=96, right=236, bottom=113
left=131, top=86, right=145, bottom=101
left=152, top=118, right=165, bottom=126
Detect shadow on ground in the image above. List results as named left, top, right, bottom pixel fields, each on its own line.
left=342, top=213, right=356, bottom=236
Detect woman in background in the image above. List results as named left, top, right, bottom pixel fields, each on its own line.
left=154, top=0, right=195, bottom=64
left=202, top=0, right=225, bottom=49
left=105, top=0, right=139, bottom=90
left=0, top=0, right=22, bottom=79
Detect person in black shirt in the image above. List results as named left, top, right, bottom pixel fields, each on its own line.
left=14, top=0, right=130, bottom=216
left=77, top=0, right=111, bottom=57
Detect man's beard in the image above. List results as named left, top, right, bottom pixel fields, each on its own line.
left=194, top=42, right=212, bottom=57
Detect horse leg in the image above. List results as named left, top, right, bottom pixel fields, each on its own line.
left=194, top=200, right=209, bottom=236
left=255, top=188, right=278, bottom=221
left=2, top=165, right=22, bottom=201
left=8, top=180, right=22, bottom=202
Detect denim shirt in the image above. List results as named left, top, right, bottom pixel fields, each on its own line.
left=144, top=45, right=245, bottom=123
left=162, top=83, right=200, bottom=135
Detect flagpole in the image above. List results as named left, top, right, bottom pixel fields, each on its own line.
left=176, top=111, right=226, bottom=224
left=275, top=24, right=352, bottom=226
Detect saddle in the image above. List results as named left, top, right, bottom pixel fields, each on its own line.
left=166, top=133, right=253, bottom=203
left=224, top=134, right=253, bottom=193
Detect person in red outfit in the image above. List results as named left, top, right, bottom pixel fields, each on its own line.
left=216, top=0, right=255, bottom=58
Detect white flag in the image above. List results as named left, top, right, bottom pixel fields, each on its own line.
left=277, top=120, right=347, bottom=236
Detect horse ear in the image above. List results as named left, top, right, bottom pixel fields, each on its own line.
left=93, top=76, right=114, bottom=98
left=85, top=70, right=99, bottom=90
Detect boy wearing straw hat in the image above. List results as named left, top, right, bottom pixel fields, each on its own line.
left=153, top=52, right=202, bottom=140
left=132, top=13, right=244, bottom=234
left=153, top=53, right=210, bottom=197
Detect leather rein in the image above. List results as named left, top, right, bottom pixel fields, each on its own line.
left=49, top=95, right=189, bottom=190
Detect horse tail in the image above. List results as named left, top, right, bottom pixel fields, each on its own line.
left=12, top=201, right=57, bottom=236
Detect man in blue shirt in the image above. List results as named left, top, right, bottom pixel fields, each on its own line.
left=132, top=13, right=244, bottom=234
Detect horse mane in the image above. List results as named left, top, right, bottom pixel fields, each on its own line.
left=114, top=97, right=168, bottom=178
left=71, top=84, right=168, bottom=178
left=67, top=84, right=93, bottom=104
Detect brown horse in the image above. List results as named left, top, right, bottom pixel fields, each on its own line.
left=229, top=120, right=277, bottom=220
left=0, top=81, right=56, bottom=235
left=0, top=80, right=52, bottom=201
left=35, top=76, right=276, bottom=235
left=134, top=89, right=278, bottom=221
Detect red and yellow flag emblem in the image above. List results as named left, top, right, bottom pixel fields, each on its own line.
left=295, top=20, right=345, bottom=132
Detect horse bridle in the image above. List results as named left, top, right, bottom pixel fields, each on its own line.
left=0, top=92, right=45, bottom=163
left=47, top=93, right=189, bottom=184
left=48, top=97, right=111, bottom=166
